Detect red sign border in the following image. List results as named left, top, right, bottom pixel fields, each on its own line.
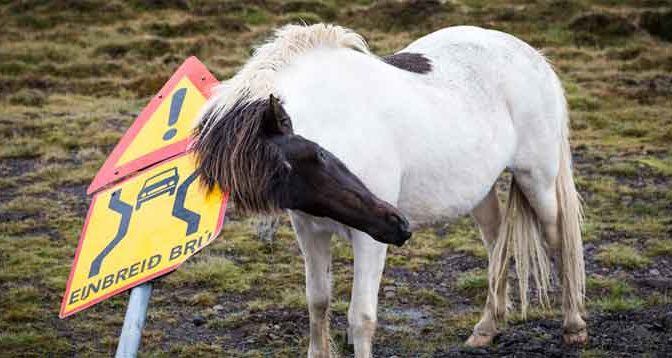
left=60, top=153, right=229, bottom=318
left=87, top=56, right=219, bottom=195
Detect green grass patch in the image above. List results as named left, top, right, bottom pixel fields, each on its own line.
left=598, top=161, right=639, bottom=178
left=436, top=218, right=487, bottom=259
left=586, top=275, right=632, bottom=297
left=645, top=239, right=672, bottom=257
left=442, top=235, right=487, bottom=259
left=637, top=158, right=672, bottom=177
left=8, top=89, right=47, bottom=107
left=188, top=292, right=217, bottom=306
left=595, top=244, right=652, bottom=269
left=414, top=288, right=448, bottom=306
left=456, top=268, right=488, bottom=301
left=0, top=332, right=72, bottom=356
left=165, top=255, right=255, bottom=293
left=591, top=296, right=644, bottom=312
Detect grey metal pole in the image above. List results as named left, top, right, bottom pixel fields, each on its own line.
left=115, top=282, right=153, bottom=358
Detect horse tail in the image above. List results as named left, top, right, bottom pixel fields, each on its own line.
left=489, top=81, right=585, bottom=319
left=556, top=103, right=586, bottom=315
left=489, top=177, right=552, bottom=318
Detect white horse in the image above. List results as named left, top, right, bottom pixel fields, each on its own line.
left=193, top=24, right=586, bottom=357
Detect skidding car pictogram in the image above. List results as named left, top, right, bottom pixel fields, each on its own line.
left=136, top=167, right=179, bottom=210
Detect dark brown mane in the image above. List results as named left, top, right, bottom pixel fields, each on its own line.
left=192, top=99, right=287, bottom=214
left=382, top=52, right=432, bottom=74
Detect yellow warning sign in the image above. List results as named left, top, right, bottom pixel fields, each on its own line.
left=60, top=154, right=228, bottom=318
left=117, top=77, right=206, bottom=166
left=87, top=57, right=218, bottom=195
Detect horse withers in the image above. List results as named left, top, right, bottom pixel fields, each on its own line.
left=193, top=24, right=586, bottom=357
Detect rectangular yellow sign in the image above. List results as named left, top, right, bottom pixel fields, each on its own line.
left=60, top=154, right=228, bottom=318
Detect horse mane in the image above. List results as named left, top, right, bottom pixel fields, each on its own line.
left=192, top=23, right=369, bottom=213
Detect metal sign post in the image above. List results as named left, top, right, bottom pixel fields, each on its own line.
left=115, top=283, right=153, bottom=358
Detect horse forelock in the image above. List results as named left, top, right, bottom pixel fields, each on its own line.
left=193, top=98, right=287, bottom=214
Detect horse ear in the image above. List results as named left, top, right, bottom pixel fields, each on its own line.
left=263, top=94, right=293, bottom=136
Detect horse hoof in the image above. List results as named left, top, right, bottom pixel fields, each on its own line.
left=563, top=328, right=588, bottom=345
left=465, top=333, right=494, bottom=347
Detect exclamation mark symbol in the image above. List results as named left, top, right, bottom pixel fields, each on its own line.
left=163, top=88, right=187, bottom=141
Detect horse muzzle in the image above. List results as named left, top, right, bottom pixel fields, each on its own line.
left=371, top=211, right=413, bottom=247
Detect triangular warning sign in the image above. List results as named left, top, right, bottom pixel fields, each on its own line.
left=87, top=57, right=219, bottom=194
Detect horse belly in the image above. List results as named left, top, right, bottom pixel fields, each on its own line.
left=396, top=115, right=514, bottom=227
left=398, top=171, right=497, bottom=227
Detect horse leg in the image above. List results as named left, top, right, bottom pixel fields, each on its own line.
left=291, top=214, right=333, bottom=358
left=514, top=172, right=587, bottom=345
left=348, top=231, right=387, bottom=358
left=466, top=185, right=505, bottom=347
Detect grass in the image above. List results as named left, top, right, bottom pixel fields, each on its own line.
left=595, top=244, right=652, bottom=269
left=585, top=274, right=644, bottom=312
left=0, top=0, right=671, bottom=356
left=645, top=239, right=672, bottom=257
left=165, top=255, right=257, bottom=293
left=456, top=269, right=488, bottom=300
left=592, top=296, right=645, bottom=312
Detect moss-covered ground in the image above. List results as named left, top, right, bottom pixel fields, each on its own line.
left=1, top=0, right=671, bottom=356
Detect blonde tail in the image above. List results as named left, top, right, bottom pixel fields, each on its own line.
left=490, top=110, right=585, bottom=319
left=557, top=123, right=586, bottom=315
left=489, top=177, right=552, bottom=318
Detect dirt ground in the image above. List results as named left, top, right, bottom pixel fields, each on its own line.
left=1, top=0, right=671, bottom=357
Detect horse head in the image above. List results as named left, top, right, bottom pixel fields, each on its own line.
left=193, top=94, right=412, bottom=247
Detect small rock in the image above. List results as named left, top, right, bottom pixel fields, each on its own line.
left=192, top=316, right=206, bottom=326
left=273, top=324, right=280, bottom=330
left=383, top=285, right=396, bottom=293
left=649, top=268, right=661, bottom=276
left=631, top=325, right=650, bottom=339
left=213, top=304, right=224, bottom=311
